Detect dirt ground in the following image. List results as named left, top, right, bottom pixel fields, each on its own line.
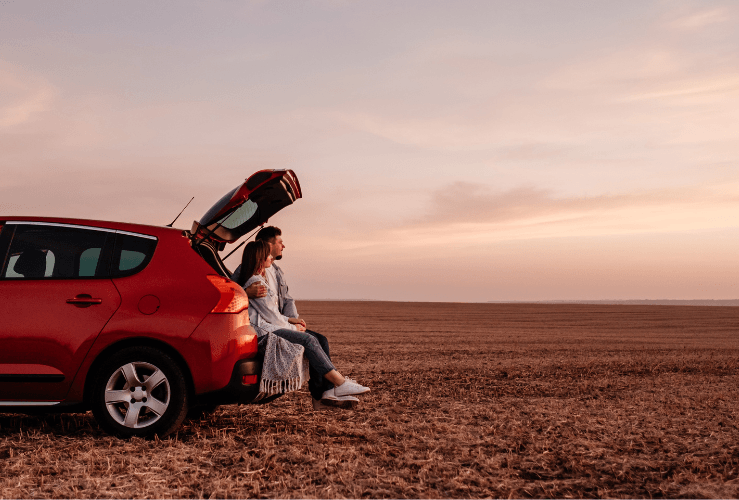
left=1, top=302, right=738, bottom=498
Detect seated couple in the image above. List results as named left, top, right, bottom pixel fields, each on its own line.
left=234, top=226, right=370, bottom=411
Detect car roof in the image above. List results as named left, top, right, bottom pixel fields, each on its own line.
left=0, top=216, right=182, bottom=239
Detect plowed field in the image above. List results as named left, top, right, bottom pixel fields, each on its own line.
left=1, top=302, right=738, bottom=498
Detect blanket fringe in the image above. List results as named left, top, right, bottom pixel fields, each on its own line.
left=258, top=376, right=304, bottom=396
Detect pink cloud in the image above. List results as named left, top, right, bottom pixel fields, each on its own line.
left=0, top=60, right=56, bottom=127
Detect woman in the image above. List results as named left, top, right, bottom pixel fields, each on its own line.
left=237, top=240, right=370, bottom=409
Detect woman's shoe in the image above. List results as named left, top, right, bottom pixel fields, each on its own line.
left=334, top=379, right=370, bottom=397
left=314, top=394, right=359, bottom=410
left=333, top=395, right=359, bottom=409
left=321, top=388, right=338, bottom=400
left=320, top=389, right=361, bottom=402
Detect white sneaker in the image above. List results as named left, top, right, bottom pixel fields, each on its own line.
left=321, top=388, right=338, bottom=401
left=336, top=394, right=359, bottom=402
left=320, top=389, right=361, bottom=402
left=333, top=395, right=359, bottom=409
left=334, top=379, right=370, bottom=397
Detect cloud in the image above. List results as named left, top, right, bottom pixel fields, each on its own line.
left=336, top=111, right=503, bottom=151
left=334, top=15, right=739, bottom=155
left=543, top=48, right=684, bottom=92
left=419, top=181, right=739, bottom=226
left=669, top=6, right=731, bottom=31
left=331, top=179, right=739, bottom=254
left=0, top=60, right=56, bottom=127
left=412, top=181, right=739, bottom=229
left=620, top=74, right=739, bottom=106
left=538, top=5, right=739, bottom=115
left=0, top=157, right=252, bottom=228
left=425, top=183, right=557, bottom=224
left=284, top=176, right=739, bottom=265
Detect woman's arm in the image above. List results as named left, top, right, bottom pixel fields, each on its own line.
left=244, top=276, right=296, bottom=330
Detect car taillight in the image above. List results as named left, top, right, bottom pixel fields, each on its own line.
left=206, top=275, right=248, bottom=314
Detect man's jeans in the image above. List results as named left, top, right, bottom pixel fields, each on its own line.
left=270, top=328, right=335, bottom=400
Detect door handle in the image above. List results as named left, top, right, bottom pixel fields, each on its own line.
left=66, top=294, right=103, bottom=308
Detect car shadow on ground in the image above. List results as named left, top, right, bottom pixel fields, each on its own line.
left=0, top=412, right=103, bottom=438
left=0, top=406, right=265, bottom=442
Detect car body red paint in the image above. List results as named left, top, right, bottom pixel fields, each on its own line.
left=0, top=169, right=301, bottom=437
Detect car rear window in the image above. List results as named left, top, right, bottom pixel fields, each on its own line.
left=216, top=199, right=258, bottom=229
left=1, top=224, right=111, bottom=279
left=111, top=233, right=158, bottom=277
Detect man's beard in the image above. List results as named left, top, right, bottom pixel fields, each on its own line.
left=274, top=255, right=282, bottom=260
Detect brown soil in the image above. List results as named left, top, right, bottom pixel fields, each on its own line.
left=1, top=302, right=738, bottom=498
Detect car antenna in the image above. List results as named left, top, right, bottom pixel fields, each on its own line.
left=222, top=224, right=264, bottom=261
left=166, top=196, right=195, bottom=227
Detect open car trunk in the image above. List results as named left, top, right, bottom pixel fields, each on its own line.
left=187, top=169, right=301, bottom=277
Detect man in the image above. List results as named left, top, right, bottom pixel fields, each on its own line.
left=233, top=226, right=358, bottom=410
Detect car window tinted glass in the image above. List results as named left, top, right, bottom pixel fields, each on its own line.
left=4, top=252, right=56, bottom=278
left=2, top=225, right=109, bottom=279
left=120, top=249, right=145, bottom=271
left=216, top=199, right=258, bottom=229
left=199, top=187, right=237, bottom=225
left=79, top=248, right=101, bottom=277
left=112, top=234, right=157, bottom=277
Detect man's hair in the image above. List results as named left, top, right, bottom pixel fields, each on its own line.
left=255, top=226, right=281, bottom=242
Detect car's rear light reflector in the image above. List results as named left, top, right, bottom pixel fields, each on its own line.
left=242, top=375, right=258, bottom=385
left=206, top=275, right=249, bottom=314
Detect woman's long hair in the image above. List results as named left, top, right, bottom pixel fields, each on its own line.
left=237, top=240, right=270, bottom=286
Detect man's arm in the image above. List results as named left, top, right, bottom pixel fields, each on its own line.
left=245, top=282, right=268, bottom=299
left=232, top=264, right=267, bottom=298
left=281, top=285, right=299, bottom=319
left=274, top=264, right=299, bottom=319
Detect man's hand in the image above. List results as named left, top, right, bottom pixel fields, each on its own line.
left=288, top=317, right=307, bottom=329
left=245, top=282, right=267, bottom=299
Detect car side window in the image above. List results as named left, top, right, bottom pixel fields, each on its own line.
left=112, top=233, right=157, bottom=277
left=0, top=224, right=111, bottom=280
left=5, top=251, right=56, bottom=278
left=79, top=247, right=102, bottom=277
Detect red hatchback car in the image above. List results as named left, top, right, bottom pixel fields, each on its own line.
left=0, top=169, right=302, bottom=438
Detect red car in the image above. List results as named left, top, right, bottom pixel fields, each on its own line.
left=0, top=169, right=302, bottom=438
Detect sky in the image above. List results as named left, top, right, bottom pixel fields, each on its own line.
left=1, top=0, right=738, bottom=302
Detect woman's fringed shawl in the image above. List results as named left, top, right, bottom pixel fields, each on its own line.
left=256, top=332, right=309, bottom=399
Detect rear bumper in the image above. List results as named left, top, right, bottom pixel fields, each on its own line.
left=185, top=312, right=260, bottom=394
left=193, top=357, right=263, bottom=405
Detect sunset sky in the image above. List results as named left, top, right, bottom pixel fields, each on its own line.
left=1, top=1, right=738, bottom=301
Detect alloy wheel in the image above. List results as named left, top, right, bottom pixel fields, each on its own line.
left=104, top=361, right=171, bottom=429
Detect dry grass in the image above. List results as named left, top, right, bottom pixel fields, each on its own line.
left=1, top=302, right=739, bottom=498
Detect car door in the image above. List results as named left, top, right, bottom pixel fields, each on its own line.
left=0, top=222, right=121, bottom=404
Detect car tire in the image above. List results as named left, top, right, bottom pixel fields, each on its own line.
left=91, top=347, right=189, bottom=438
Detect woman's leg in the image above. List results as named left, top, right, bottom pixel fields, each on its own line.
left=305, top=330, right=335, bottom=396
left=306, top=330, right=330, bottom=359
left=323, top=369, right=345, bottom=387
left=270, top=328, right=336, bottom=401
